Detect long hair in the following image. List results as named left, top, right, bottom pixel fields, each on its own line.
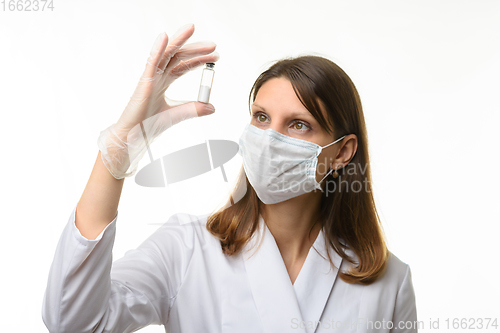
left=206, top=55, right=388, bottom=284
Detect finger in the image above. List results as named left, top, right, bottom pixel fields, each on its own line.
left=154, top=102, right=214, bottom=132
left=171, top=22, right=195, bottom=41
left=157, top=24, right=195, bottom=71
left=165, top=97, right=216, bottom=116
left=170, top=51, right=220, bottom=78
left=174, top=41, right=217, bottom=60
left=142, top=32, right=169, bottom=80
left=163, top=41, right=216, bottom=72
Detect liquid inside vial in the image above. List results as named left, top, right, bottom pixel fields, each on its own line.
left=198, top=85, right=211, bottom=103
left=197, top=63, right=215, bottom=103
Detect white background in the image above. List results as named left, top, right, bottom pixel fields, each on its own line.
left=1, top=0, right=499, bottom=331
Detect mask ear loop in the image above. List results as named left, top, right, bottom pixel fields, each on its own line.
left=315, top=167, right=334, bottom=193
left=315, top=134, right=347, bottom=156
left=316, top=135, right=347, bottom=189
left=319, top=167, right=334, bottom=184
left=321, top=135, right=346, bottom=150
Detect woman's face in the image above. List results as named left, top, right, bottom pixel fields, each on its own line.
left=250, top=77, right=344, bottom=182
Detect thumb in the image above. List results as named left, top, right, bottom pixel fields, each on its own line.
left=137, top=101, right=216, bottom=144
left=195, top=102, right=216, bottom=117
left=153, top=101, right=214, bottom=133
left=164, top=96, right=215, bottom=117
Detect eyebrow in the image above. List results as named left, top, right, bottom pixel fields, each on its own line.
left=252, top=103, right=312, bottom=118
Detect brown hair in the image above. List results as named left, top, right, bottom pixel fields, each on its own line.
left=206, top=55, right=388, bottom=285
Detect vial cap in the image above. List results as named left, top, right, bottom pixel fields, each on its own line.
left=206, top=62, right=215, bottom=68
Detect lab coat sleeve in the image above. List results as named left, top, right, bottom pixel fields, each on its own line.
left=391, top=265, right=418, bottom=333
left=42, top=205, right=195, bottom=333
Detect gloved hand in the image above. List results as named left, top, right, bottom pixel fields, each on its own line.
left=97, top=23, right=219, bottom=179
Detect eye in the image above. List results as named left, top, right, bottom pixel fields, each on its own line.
left=252, top=111, right=312, bottom=133
left=291, top=121, right=310, bottom=132
left=252, top=111, right=269, bottom=123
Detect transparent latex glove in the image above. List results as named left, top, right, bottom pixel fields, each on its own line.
left=97, top=23, right=220, bottom=179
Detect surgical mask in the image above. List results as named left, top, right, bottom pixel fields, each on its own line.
left=238, top=123, right=346, bottom=205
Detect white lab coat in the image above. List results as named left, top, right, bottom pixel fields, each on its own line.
left=42, top=205, right=418, bottom=333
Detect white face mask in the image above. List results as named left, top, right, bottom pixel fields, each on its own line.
left=238, top=123, right=346, bottom=205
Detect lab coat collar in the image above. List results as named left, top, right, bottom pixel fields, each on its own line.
left=242, top=214, right=343, bottom=333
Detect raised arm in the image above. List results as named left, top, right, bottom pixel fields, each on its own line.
left=75, top=150, right=124, bottom=240
left=42, top=23, right=219, bottom=332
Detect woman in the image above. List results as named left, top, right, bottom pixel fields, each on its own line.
left=42, top=24, right=417, bottom=333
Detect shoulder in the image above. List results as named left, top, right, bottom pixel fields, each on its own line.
left=383, top=251, right=418, bottom=325
left=124, top=212, right=223, bottom=287
left=366, top=250, right=413, bottom=290
left=370, top=250, right=415, bottom=300
left=384, top=251, right=412, bottom=285
left=138, top=212, right=220, bottom=254
left=341, top=247, right=412, bottom=290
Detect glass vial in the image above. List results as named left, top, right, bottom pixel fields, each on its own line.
left=197, top=62, right=215, bottom=103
